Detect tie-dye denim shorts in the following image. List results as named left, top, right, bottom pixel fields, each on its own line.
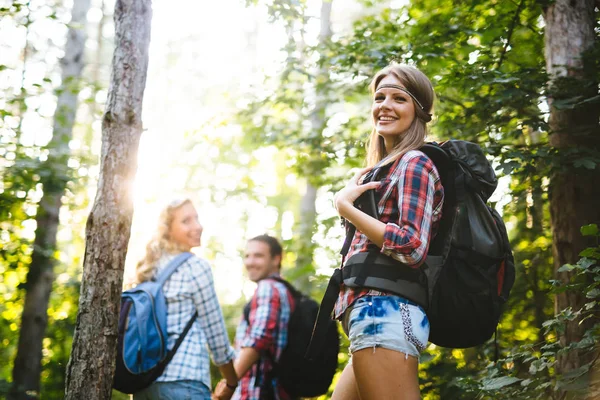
left=342, top=295, right=430, bottom=359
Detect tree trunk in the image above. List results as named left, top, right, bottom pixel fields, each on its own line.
left=543, top=0, right=600, bottom=378
left=295, top=182, right=317, bottom=287
left=527, top=130, right=551, bottom=346
left=64, top=0, right=152, bottom=398
left=294, top=0, right=332, bottom=292
left=16, top=1, right=33, bottom=134
left=8, top=0, right=92, bottom=398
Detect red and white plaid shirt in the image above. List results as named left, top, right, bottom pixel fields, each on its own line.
left=233, top=275, right=293, bottom=400
left=334, top=150, right=444, bottom=319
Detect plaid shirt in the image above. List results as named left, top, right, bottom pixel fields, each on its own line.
left=155, top=253, right=235, bottom=388
left=334, top=150, right=445, bottom=318
left=233, top=274, right=293, bottom=400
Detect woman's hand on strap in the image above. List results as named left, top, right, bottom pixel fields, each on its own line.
left=334, top=167, right=380, bottom=218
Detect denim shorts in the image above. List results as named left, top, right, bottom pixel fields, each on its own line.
left=133, top=380, right=211, bottom=400
left=342, top=295, right=430, bottom=359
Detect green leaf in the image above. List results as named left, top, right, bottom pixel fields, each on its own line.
left=579, top=248, right=600, bottom=258
left=586, top=288, right=600, bottom=299
left=581, top=224, right=599, bottom=236
left=558, top=264, right=575, bottom=272
left=585, top=301, right=597, bottom=310
left=573, top=158, right=597, bottom=169
left=578, top=257, right=596, bottom=269
left=482, top=376, right=521, bottom=390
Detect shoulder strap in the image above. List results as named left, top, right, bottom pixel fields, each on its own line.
left=154, top=311, right=198, bottom=375
left=154, top=252, right=194, bottom=286
left=268, top=276, right=300, bottom=299
left=340, top=224, right=357, bottom=258
left=419, top=142, right=450, bottom=169
left=340, top=164, right=387, bottom=257
left=242, top=277, right=296, bottom=324
left=306, top=268, right=342, bottom=360
left=243, top=301, right=251, bottom=324
left=165, top=312, right=197, bottom=359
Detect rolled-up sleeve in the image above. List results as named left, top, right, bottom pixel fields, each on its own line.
left=381, top=154, right=442, bottom=267
left=240, top=280, right=280, bottom=353
left=191, top=259, right=235, bottom=365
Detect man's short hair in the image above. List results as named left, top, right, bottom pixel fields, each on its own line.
left=248, top=234, right=283, bottom=267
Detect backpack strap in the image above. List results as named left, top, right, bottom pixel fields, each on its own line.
left=268, top=276, right=300, bottom=300
left=242, top=277, right=297, bottom=325
left=341, top=252, right=428, bottom=308
left=305, top=268, right=342, bottom=361
left=139, top=253, right=197, bottom=381
left=340, top=164, right=386, bottom=258
left=149, top=311, right=198, bottom=382
left=163, top=311, right=198, bottom=363
left=154, top=252, right=194, bottom=286
left=309, top=158, right=416, bottom=360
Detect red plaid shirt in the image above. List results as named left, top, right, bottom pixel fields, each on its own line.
left=233, top=275, right=293, bottom=400
left=334, top=150, right=444, bottom=319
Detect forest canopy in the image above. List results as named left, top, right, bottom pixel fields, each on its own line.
left=0, top=0, right=599, bottom=399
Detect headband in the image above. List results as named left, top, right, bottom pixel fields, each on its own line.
left=376, top=84, right=432, bottom=122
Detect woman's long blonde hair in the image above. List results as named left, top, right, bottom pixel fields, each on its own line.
left=365, top=64, right=435, bottom=167
left=135, top=199, right=193, bottom=283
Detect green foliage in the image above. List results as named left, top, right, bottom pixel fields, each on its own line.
left=0, top=0, right=103, bottom=396
left=455, top=229, right=600, bottom=399
left=230, top=0, right=593, bottom=396
left=0, top=0, right=597, bottom=397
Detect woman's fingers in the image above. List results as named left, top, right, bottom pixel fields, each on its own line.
left=352, top=167, right=373, bottom=183
left=356, top=181, right=381, bottom=195
left=365, top=181, right=381, bottom=191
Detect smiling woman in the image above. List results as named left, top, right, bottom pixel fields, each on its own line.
left=167, top=201, right=203, bottom=252
left=135, top=199, right=199, bottom=284
left=330, top=64, right=443, bottom=400
left=131, top=198, right=239, bottom=400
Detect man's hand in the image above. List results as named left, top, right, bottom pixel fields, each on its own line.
left=213, top=379, right=235, bottom=400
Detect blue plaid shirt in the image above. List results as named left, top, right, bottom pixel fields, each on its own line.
left=233, top=274, right=293, bottom=400
left=155, top=253, right=235, bottom=388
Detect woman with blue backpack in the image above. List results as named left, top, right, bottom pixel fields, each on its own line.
left=330, top=64, right=444, bottom=400
left=131, top=199, right=239, bottom=400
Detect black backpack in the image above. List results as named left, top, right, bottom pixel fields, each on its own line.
left=307, top=140, right=515, bottom=356
left=244, top=277, right=339, bottom=398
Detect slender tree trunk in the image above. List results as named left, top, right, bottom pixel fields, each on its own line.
left=527, top=130, right=551, bottom=346
left=294, top=0, right=332, bottom=292
left=64, top=0, right=152, bottom=398
left=295, top=182, right=317, bottom=278
left=8, top=0, right=91, bottom=398
left=16, top=0, right=32, bottom=134
left=543, top=0, right=600, bottom=378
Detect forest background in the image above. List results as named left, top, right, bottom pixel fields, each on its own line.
left=1, top=0, right=599, bottom=399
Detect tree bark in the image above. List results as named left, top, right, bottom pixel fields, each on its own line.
left=294, top=0, right=333, bottom=291
left=543, top=0, right=600, bottom=378
left=64, top=0, right=152, bottom=398
left=8, top=0, right=91, bottom=398
left=295, top=182, right=317, bottom=285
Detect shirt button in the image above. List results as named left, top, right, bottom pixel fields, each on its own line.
left=368, top=302, right=373, bottom=306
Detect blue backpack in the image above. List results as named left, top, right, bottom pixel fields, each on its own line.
left=113, top=252, right=197, bottom=394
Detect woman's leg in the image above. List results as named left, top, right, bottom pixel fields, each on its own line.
left=331, top=362, right=361, bottom=400
left=352, top=347, right=420, bottom=400
left=344, top=296, right=429, bottom=400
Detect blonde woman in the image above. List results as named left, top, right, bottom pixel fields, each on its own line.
left=332, top=65, right=444, bottom=400
left=133, top=199, right=238, bottom=400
